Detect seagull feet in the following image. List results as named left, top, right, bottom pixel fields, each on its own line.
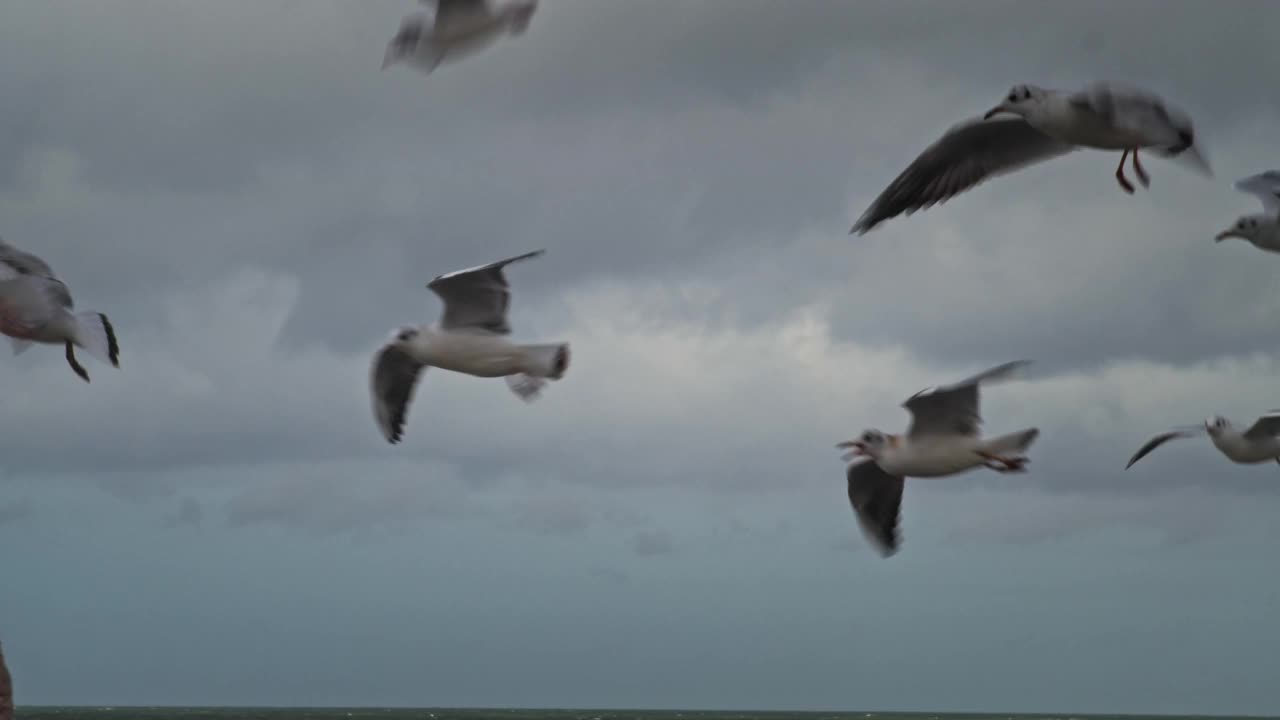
left=1131, top=148, right=1151, bottom=188
left=1114, top=150, right=1135, bottom=194
left=978, top=452, right=1028, bottom=473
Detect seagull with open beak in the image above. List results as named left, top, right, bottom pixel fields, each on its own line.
left=837, top=360, right=1039, bottom=557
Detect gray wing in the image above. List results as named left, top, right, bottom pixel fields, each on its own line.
left=903, top=360, right=1030, bottom=439
left=0, top=238, right=56, bottom=281
left=427, top=249, right=544, bottom=334
left=850, top=117, right=1075, bottom=234
left=0, top=640, right=11, bottom=720
left=1125, top=429, right=1199, bottom=469
left=846, top=460, right=905, bottom=558
left=370, top=344, right=428, bottom=445
left=1243, top=411, right=1280, bottom=441
left=423, top=0, right=490, bottom=28
left=1235, top=172, right=1280, bottom=215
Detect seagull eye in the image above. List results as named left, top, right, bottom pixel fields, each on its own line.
left=397, top=330, right=415, bottom=342
left=1007, top=92, right=1017, bottom=102
left=862, top=431, right=875, bottom=443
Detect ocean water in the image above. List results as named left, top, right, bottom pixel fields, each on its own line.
left=12, top=710, right=1270, bottom=720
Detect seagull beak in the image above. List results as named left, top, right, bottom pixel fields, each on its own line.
left=1215, top=230, right=1235, bottom=242
left=982, top=104, right=1008, bottom=120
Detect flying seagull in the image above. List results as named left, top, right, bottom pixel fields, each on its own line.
left=382, top=0, right=537, bottom=74
left=370, top=249, right=570, bottom=444
left=838, top=360, right=1039, bottom=557
left=1125, top=412, right=1280, bottom=469
left=0, top=237, right=120, bottom=382
left=1214, top=171, right=1280, bottom=254
left=851, top=82, right=1210, bottom=234
left=0, top=640, right=11, bottom=720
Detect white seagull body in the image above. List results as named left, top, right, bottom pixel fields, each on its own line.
left=1214, top=171, right=1280, bottom=253
left=851, top=81, right=1210, bottom=234
left=1126, top=412, right=1280, bottom=469
left=382, top=0, right=537, bottom=74
left=370, top=249, right=570, bottom=444
left=0, top=237, right=120, bottom=382
left=838, top=360, right=1040, bottom=557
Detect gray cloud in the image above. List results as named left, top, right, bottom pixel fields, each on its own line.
left=3, top=1, right=1280, bottom=713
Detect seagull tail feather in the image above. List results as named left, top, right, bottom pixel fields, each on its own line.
left=984, top=428, right=1039, bottom=456
left=73, top=311, right=121, bottom=369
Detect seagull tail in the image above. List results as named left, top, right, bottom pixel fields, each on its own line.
left=521, top=342, right=569, bottom=380
left=984, top=428, right=1039, bottom=456
left=73, top=311, right=121, bottom=369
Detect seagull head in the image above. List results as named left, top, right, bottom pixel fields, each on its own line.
left=392, top=326, right=421, bottom=346
left=382, top=16, right=425, bottom=69
left=1216, top=214, right=1269, bottom=243
left=1204, top=415, right=1230, bottom=436
left=837, top=429, right=889, bottom=462
left=983, top=84, right=1048, bottom=120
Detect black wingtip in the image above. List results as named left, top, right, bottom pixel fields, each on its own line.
left=99, top=313, right=120, bottom=368
left=65, top=342, right=89, bottom=383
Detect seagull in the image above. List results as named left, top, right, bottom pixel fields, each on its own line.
left=382, top=0, right=537, bottom=74
left=851, top=82, right=1211, bottom=234
left=0, top=237, right=120, bottom=383
left=1125, top=412, right=1280, bottom=469
left=838, top=360, right=1039, bottom=557
left=1214, top=171, right=1280, bottom=253
left=370, top=249, right=570, bottom=444
left=0, top=640, right=11, bottom=720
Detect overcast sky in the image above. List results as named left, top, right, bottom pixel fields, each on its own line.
left=3, top=0, right=1280, bottom=715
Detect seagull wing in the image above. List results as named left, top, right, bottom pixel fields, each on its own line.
left=850, top=117, right=1075, bottom=234
left=0, top=237, right=57, bottom=281
left=903, top=360, right=1030, bottom=439
left=370, top=343, right=428, bottom=445
left=846, top=460, right=905, bottom=558
left=1242, top=410, right=1280, bottom=441
left=427, top=249, right=544, bottom=335
left=1125, top=428, right=1202, bottom=469
left=1235, top=171, right=1280, bottom=215
left=423, top=0, right=491, bottom=30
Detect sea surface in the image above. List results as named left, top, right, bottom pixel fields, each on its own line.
left=13, top=709, right=1274, bottom=720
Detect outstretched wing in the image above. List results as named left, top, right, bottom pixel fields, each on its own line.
left=846, top=460, right=905, bottom=558
left=1125, top=429, right=1199, bottom=469
left=0, top=237, right=56, bottom=280
left=370, top=343, right=428, bottom=445
left=1235, top=171, right=1280, bottom=215
left=903, top=360, right=1030, bottom=439
left=1243, top=410, right=1280, bottom=441
left=850, top=118, right=1074, bottom=234
left=427, top=249, right=544, bottom=335
left=423, top=0, right=491, bottom=29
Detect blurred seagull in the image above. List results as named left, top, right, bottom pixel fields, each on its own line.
left=382, top=0, right=537, bottom=74
left=837, top=360, right=1039, bottom=557
left=1214, top=171, right=1280, bottom=253
left=370, top=249, right=570, bottom=445
left=851, top=82, right=1211, bottom=234
left=0, top=640, right=10, bottom=720
left=0, top=237, right=120, bottom=383
left=1125, top=412, right=1280, bottom=469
